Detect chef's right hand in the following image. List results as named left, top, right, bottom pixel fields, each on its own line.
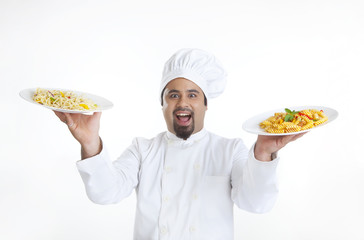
left=54, top=111, right=102, bottom=159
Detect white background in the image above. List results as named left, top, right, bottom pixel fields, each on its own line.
left=1, top=0, right=363, bottom=239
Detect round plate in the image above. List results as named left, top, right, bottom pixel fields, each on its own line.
left=19, top=88, right=114, bottom=113
left=242, top=106, right=339, bottom=136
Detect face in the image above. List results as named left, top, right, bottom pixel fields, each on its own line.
left=162, top=78, right=207, bottom=140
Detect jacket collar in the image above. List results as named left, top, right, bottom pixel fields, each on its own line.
left=165, top=128, right=207, bottom=146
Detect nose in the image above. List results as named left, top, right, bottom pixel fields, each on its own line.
left=176, top=95, right=190, bottom=108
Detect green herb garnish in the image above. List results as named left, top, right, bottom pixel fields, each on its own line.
left=284, top=108, right=300, bottom=122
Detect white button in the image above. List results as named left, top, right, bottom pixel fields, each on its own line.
left=164, top=166, right=172, bottom=173
left=163, top=196, right=170, bottom=202
left=192, top=194, right=198, bottom=200
left=194, top=164, right=201, bottom=170
left=160, top=226, right=168, bottom=234
left=189, top=226, right=196, bottom=232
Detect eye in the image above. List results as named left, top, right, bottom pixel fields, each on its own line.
left=189, top=93, right=197, bottom=98
left=169, top=93, right=179, bottom=99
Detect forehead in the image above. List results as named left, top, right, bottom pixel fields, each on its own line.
left=165, top=78, right=202, bottom=92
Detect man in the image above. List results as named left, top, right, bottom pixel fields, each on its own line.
left=55, top=48, right=304, bottom=239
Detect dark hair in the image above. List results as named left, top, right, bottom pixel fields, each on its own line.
left=160, top=87, right=208, bottom=106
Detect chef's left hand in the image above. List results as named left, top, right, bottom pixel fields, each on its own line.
left=254, top=133, right=306, bottom=162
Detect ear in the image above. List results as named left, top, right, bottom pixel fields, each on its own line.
left=160, top=87, right=166, bottom=106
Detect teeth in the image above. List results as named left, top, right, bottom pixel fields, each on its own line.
left=177, top=113, right=190, bottom=117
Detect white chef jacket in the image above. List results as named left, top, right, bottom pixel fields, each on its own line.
left=76, top=128, right=279, bottom=240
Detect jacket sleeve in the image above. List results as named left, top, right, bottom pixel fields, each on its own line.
left=76, top=139, right=141, bottom=205
left=231, top=140, right=279, bottom=213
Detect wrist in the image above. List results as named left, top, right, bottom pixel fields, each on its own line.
left=81, top=137, right=102, bottom=159
left=254, top=151, right=272, bottom=162
left=254, top=142, right=273, bottom=162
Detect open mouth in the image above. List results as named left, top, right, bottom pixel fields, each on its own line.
left=175, top=112, right=192, bottom=126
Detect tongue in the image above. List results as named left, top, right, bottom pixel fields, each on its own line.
left=179, top=116, right=190, bottom=122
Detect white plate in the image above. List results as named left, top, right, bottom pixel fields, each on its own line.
left=242, top=106, right=339, bottom=136
left=19, top=88, right=114, bottom=113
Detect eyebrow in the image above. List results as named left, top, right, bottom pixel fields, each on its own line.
left=167, top=89, right=200, bottom=94
left=187, top=89, right=200, bottom=94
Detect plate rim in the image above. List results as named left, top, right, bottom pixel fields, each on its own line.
left=19, top=87, right=114, bottom=113
left=242, top=105, right=339, bottom=136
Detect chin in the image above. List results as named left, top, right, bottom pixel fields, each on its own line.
left=174, top=123, right=194, bottom=140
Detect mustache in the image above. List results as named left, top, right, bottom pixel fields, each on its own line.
left=173, top=107, right=194, bottom=115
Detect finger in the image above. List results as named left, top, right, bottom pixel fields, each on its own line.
left=63, top=113, right=77, bottom=127
left=53, top=110, right=67, bottom=123
left=93, top=111, right=102, bottom=120
left=282, top=132, right=307, bottom=145
left=291, top=132, right=307, bottom=141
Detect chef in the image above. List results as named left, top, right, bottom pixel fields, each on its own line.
left=54, top=48, right=305, bottom=240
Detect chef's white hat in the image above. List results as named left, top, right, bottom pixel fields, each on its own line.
left=160, top=48, right=227, bottom=101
